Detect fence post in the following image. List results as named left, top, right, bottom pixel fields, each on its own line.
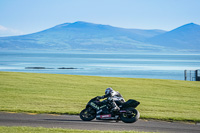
left=184, top=70, right=187, bottom=81
left=195, top=70, right=197, bottom=81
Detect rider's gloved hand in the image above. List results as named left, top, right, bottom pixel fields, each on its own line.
left=96, top=96, right=102, bottom=100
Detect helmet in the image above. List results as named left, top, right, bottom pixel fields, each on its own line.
left=105, top=87, right=113, bottom=95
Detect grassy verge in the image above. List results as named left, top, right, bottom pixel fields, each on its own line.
left=0, top=71, right=200, bottom=122
left=0, top=126, right=157, bottom=133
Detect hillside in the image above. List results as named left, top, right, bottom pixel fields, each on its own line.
left=0, top=21, right=166, bottom=51
left=0, top=71, right=200, bottom=122
left=146, top=23, right=200, bottom=51
left=0, top=21, right=200, bottom=52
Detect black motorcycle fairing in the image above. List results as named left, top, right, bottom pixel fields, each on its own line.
left=86, top=97, right=100, bottom=109
left=86, top=97, right=111, bottom=114
left=122, top=99, right=140, bottom=108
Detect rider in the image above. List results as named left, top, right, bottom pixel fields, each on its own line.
left=97, top=87, right=125, bottom=112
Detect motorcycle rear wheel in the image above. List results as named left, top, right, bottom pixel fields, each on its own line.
left=80, top=108, right=96, bottom=121
left=120, top=108, right=140, bottom=123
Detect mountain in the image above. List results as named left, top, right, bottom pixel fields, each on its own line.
left=146, top=23, right=200, bottom=51
left=0, top=21, right=166, bottom=51
left=0, top=21, right=200, bottom=52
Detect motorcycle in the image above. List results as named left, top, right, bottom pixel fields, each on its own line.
left=80, top=96, right=140, bottom=123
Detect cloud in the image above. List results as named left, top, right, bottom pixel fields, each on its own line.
left=0, top=25, right=8, bottom=31
left=0, top=25, right=24, bottom=37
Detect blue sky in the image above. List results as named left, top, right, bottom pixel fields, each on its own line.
left=0, top=0, right=200, bottom=36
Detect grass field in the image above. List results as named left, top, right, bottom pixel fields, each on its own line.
left=0, top=126, right=156, bottom=133
left=0, top=71, right=200, bottom=122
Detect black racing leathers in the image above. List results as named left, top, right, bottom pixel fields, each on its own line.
left=98, top=91, right=123, bottom=112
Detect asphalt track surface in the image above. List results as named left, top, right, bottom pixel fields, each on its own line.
left=0, top=112, right=200, bottom=133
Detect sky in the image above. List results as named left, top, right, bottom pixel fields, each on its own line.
left=0, top=0, right=200, bottom=36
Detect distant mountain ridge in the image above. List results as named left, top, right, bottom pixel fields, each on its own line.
left=146, top=23, right=200, bottom=50
left=0, top=21, right=200, bottom=52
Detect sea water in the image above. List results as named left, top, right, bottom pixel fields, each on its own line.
left=0, top=50, right=200, bottom=80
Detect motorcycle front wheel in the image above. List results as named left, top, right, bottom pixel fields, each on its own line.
left=120, top=108, right=140, bottom=123
left=80, top=108, right=96, bottom=121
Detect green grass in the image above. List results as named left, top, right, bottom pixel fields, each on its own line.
left=0, top=126, right=156, bottom=133
left=0, top=71, right=200, bottom=122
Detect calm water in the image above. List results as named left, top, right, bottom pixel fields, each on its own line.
left=0, top=51, right=200, bottom=80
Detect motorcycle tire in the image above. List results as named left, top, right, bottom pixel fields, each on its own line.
left=80, top=108, right=96, bottom=121
left=120, top=108, right=140, bottom=123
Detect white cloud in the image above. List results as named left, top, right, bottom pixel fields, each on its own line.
left=0, top=25, right=8, bottom=31
left=0, top=25, right=24, bottom=37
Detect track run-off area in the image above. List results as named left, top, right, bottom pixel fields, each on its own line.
left=0, top=112, right=200, bottom=133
